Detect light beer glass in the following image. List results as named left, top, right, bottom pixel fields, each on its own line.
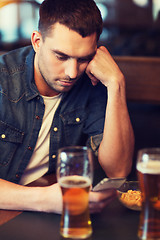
left=136, top=148, right=160, bottom=240
left=57, top=146, right=93, bottom=239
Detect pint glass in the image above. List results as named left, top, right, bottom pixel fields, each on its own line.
left=57, top=146, right=93, bottom=239
left=136, top=148, right=160, bottom=239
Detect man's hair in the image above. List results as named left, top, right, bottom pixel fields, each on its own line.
left=38, top=0, right=103, bottom=41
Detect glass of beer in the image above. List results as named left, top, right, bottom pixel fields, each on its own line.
left=136, top=148, right=160, bottom=239
left=57, top=146, right=93, bottom=239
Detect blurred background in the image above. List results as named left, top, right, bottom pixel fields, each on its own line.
left=0, top=0, right=160, bottom=56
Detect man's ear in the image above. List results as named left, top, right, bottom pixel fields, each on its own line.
left=31, top=31, right=42, bottom=52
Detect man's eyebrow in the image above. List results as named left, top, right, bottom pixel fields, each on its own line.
left=53, top=50, right=69, bottom=58
left=52, top=49, right=96, bottom=60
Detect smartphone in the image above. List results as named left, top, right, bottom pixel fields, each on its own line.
left=92, top=177, right=126, bottom=192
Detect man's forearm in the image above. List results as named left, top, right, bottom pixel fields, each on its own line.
left=98, top=79, right=135, bottom=178
left=0, top=178, right=120, bottom=214
left=0, top=178, right=45, bottom=212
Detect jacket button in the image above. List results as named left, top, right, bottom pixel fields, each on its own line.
left=54, top=127, right=58, bottom=132
left=76, top=117, right=80, bottom=122
left=1, top=134, right=6, bottom=139
left=52, top=155, right=56, bottom=159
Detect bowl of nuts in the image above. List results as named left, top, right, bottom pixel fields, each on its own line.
left=117, top=181, right=142, bottom=211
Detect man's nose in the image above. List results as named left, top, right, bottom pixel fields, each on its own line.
left=65, top=59, right=78, bottom=79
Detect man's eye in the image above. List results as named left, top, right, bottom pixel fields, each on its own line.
left=78, top=58, right=92, bottom=63
left=78, top=59, right=88, bottom=63
left=56, top=55, right=68, bottom=61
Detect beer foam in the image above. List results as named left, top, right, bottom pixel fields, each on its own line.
left=59, top=175, right=91, bottom=188
left=137, top=160, right=160, bottom=174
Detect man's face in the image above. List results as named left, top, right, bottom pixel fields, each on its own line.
left=33, top=23, right=97, bottom=96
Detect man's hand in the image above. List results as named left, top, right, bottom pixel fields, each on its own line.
left=86, top=46, right=124, bottom=88
left=89, top=189, right=117, bottom=213
left=44, top=183, right=117, bottom=214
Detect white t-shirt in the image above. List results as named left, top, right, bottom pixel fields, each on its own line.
left=20, top=94, right=62, bottom=185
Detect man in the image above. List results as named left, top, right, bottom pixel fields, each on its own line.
left=0, top=0, right=134, bottom=213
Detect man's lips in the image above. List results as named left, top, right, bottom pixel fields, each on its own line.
left=58, top=79, right=76, bottom=87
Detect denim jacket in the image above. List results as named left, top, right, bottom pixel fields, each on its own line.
left=0, top=46, right=107, bottom=183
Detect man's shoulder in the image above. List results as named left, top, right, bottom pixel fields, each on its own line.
left=1, top=45, right=33, bottom=57
left=0, top=45, right=33, bottom=67
left=0, top=46, right=34, bottom=93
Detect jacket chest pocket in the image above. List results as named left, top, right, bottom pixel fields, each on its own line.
left=61, top=109, right=86, bottom=144
left=0, top=121, right=24, bottom=166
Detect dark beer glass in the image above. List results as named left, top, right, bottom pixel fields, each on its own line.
left=136, top=148, right=160, bottom=240
left=57, top=146, right=93, bottom=239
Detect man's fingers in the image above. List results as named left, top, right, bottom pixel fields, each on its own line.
left=86, top=71, right=99, bottom=86
left=89, top=189, right=117, bottom=201
left=89, top=192, right=117, bottom=214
